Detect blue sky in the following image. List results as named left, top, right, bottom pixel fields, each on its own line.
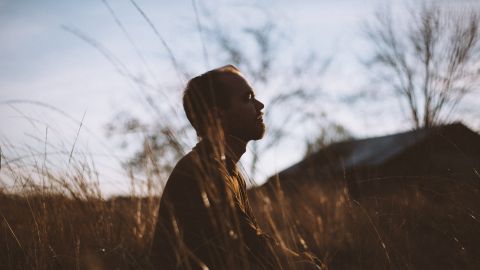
left=1, top=0, right=479, bottom=195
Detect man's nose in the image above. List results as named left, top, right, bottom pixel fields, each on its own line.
left=255, top=99, right=264, bottom=110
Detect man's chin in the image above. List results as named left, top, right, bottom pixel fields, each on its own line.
left=233, top=123, right=265, bottom=141
left=252, top=126, right=266, bottom=140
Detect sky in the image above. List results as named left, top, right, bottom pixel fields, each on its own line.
left=1, top=0, right=479, bottom=195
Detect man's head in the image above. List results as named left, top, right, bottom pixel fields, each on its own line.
left=183, top=65, right=265, bottom=142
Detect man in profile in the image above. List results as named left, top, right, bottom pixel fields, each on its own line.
left=150, top=65, right=320, bottom=269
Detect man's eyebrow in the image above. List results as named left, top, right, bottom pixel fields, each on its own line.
left=243, top=90, right=255, bottom=99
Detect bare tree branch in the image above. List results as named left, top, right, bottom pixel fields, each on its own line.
left=364, top=2, right=480, bottom=128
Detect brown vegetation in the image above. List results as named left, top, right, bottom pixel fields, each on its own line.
left=250, top=175, right=480, bottom=269
left=2, top=170, right=480, bottom=269
left=0, top=193, right=158, bottom=270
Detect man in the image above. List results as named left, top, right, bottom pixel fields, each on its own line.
left=150, top=65, right=320, bottom=269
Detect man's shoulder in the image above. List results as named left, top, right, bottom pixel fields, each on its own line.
left=166, top=148, right=209, bottom=180
left=165, top=148, right=225, bottom=190
left=168, top=151, right=197, bottom=181
left=159, top=152, right=198, bottom=202
left=172, top=146, right=222, bottom=172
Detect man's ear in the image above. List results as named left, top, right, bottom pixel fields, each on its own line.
left=210, top=106, right=226, bottom=121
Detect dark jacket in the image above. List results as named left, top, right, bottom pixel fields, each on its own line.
left=150, top=140, right=283, bottom=269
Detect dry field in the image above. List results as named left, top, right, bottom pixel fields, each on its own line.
left=2, top=166, right=480, bottom=269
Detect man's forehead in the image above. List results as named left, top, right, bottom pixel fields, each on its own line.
left=219, top=72, right=253, bottom=95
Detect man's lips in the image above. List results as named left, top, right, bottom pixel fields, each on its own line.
left=257, top=113, right=264, bottom=122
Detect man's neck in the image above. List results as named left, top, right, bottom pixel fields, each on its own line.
left=225, top=135, right=247, bottom=163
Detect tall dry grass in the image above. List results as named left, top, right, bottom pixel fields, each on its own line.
left=0, top=143, right=160, bottom=269
left=249, top=174, right=480, bottom=269
left=2, top=140, right=480, bottom=270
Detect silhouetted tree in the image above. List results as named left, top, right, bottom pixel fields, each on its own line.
left=304, top=121, right=352, bottom=157
left=365, top=2, right=480, bottom=128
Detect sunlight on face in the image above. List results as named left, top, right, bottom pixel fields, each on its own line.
left=220, top=72, right=265, bottom=142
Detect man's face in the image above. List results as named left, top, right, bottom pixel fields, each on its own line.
left=220, top=72, right=265, bottom=141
